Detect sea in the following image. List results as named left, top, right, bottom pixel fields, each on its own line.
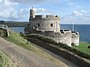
left=9, top=24, right=90, bottom=42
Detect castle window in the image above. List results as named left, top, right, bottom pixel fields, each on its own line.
left=50, top=23, right=53, bottom=27
left=38, top=23, right=40, bottom=27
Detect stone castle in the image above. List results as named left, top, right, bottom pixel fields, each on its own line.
left=24, top=7, right=79, bottom=47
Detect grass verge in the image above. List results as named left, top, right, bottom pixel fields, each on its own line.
left=73, top=42, right=90, bottom=55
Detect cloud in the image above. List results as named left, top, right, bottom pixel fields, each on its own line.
left=0, top=0, right=2, bottom=2
left=0, top=0, right=28, bottom=21
left=0, top=0, right=18, bottom=6
left=35, top=8, right=46, bottom=13
left=0, top=0, right=46, bottom=19
left=61, top=9, right=90, bottom=24
left=29, top=7, right=54, bottom=15
left=61, top=15, right=77, bottom=24
left=0, top=0, right=18, bottom=18
left=73, top=10, right=87, bottom=16
left=0, top=0, right=55, bottom=20
left=81, top=10, right=87, bottom=13
left=7, top=0, right=65, bottom=5
left=18, top=8, right=28, bottom=18
left=73, top=10, right=83, bottom=16
left=0, top=7, right=16, bottom=18
left=8, top=0, right=45, bottom=4
left=67, top=2, right=74, bottom=6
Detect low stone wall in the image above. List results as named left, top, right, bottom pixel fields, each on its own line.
left=27, top=27, right=80, bottom=47
left=32, top=31, right=72, bottom=46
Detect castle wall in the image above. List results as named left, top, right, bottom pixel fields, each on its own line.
left=30, top=16, right=60, bottom=33
left=34, top=31, right=72, bottom=47
left=32, top=30, right=79, bottom=47
left=53, top=33, right=72, bottom=47
left=72, top=32, right=79, bottom=46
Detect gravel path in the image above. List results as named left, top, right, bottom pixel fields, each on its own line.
left=0, top=37, right=68, bottom=67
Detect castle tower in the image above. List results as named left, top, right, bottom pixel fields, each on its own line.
left=29, top=7, right=35, bottom=21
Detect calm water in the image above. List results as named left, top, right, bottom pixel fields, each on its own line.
left=9, top=24, right=90, bottom=42
left=9, top=27, right=24, bottom=33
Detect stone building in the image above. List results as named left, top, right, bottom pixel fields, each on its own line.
left=25, top=7, right=79, bottom=47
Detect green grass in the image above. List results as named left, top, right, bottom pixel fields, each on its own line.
left=73, top=42, right=90, bottom=55
left=0, top=51, right=15, bottom=67
left=4, top=31, right=63, bottom=66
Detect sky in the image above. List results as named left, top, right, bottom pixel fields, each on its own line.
left=0, top=0, right=90, bottom=24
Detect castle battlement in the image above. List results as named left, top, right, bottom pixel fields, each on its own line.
left=31, top=15, right=60, bottom=20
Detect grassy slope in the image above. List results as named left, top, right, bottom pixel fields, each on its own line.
left=73, top=42, right=90, bottom=55
left=0, top=51, right=15, bottom=67
left=26, top=34, right=90, bottom=60
left=5, top=31, right=63, bottom=66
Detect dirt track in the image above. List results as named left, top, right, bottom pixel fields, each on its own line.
left=0, top=37, right=67, bottom=67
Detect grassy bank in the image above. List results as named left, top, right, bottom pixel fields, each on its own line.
left=5, top=31, right=63, bottom=66
left=26, top=34, right=90, bottom=60
left=0, top=51, right=15, bottom=67
left=73, top=42, right=90, bottom=55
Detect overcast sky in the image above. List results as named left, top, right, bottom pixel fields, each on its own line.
left=0, top=0, right=90, bottom=24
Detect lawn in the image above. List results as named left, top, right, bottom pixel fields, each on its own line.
left=73, top=42, right=90, bottom=55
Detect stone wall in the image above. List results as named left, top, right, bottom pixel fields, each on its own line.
left=31, top=30, right=72, bottom=47
left=72, top=32, right=79, bottom=46
left=29, top=15, right=60, bottom=33
left=29, top=30, right=79, bottom=47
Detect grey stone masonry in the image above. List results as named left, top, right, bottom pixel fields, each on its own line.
left=24, top=7, right=80, bottom=47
